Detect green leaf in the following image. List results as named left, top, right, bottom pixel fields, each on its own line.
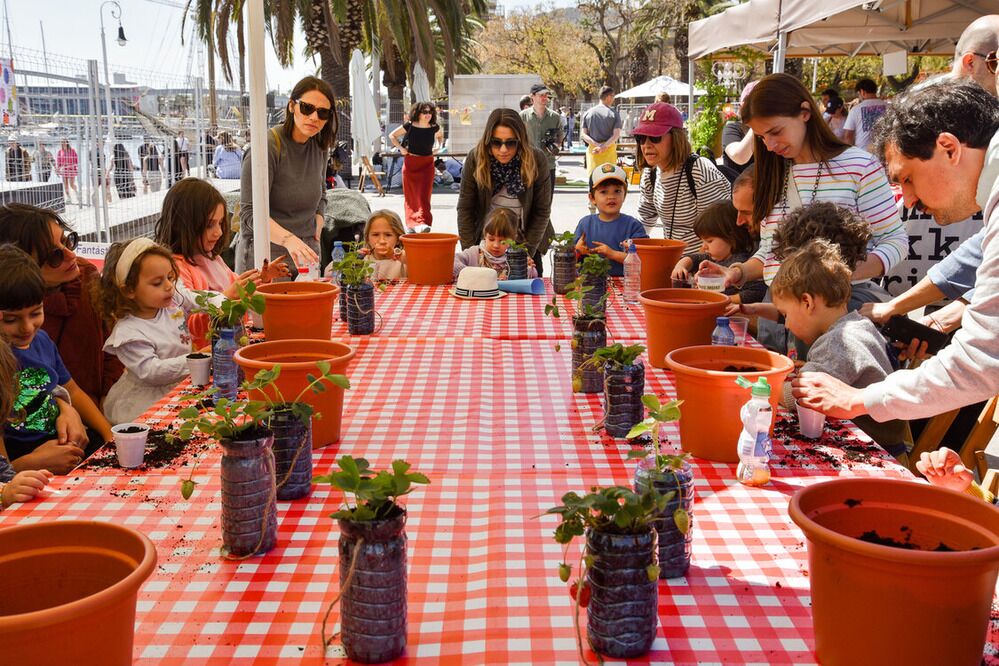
left=673, top=508, right=690, bottom=535
left=626, top=449, right=650, bottom=460
left=641, top=394, right=661, bottom=412
left=180, top=479, right=196, bottom=500
left=330, top=375, right=350, bottom=389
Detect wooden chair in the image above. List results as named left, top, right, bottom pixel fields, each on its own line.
left=909, top=395, right=999, bottom=477
left=358, top=157, right=386, bottom=197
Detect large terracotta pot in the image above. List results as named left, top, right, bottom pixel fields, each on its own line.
left=257, top=281, right=338, bottom=341
left=789, top=478, right=999, bottom=666
left=665, top=345, right=793, bottom=463
left=0, top=521, right=156, bottom=666
left=234, top=339, right=356, bottom=448
left=400, top=233, right=459, bottom=285
left=630, top=239, right=686, bottom=292
left=639, top=288, right=730, bottom=368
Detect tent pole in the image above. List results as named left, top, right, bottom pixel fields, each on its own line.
left=774, top=31, right=787, bottom=73
left=688, top=59, right=695, bottom=120
left=246, top=0, right=270, bottom=269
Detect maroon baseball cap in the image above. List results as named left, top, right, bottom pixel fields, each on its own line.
left=632, top=102, right=683, bottom=137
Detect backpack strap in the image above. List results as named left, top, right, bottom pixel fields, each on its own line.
left=682, top=154, right=698, bottom=200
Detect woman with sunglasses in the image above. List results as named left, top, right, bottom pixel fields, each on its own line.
left=0, top=203, right=123, bottom=408
left=389, top=102, right=444, bottom=232
left=236, top=76, right=336, bottom=274
left=634, top=102, right=731, bottom=255
left=456, top=108, right=554, bottom=275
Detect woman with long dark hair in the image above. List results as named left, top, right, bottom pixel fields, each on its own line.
left=389, top=101, right=444, bottom=231
left=236, top=75, right=337, bottom=273
left=111, top=143, right=135, bottom=199
left=456, top=108, right=554, bottom=275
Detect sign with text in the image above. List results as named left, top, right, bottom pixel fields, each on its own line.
left=884, top=205, right=982, bottom=299
left=1, top=58, right=17, bottom=127
left=76, top=241, right=109, bottom=270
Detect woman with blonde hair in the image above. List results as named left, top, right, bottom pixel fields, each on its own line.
left=456, top=108, right=554, bottom=275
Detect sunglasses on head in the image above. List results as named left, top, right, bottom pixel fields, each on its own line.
left=43, top=231, right=79, bottom=268
left=635, top=134, right=664, bottom=146
left=490, top=138, right=520, bottom=150
left=295, top=99, right=332, bottom=121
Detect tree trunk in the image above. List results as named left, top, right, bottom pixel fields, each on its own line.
left=207, top=11, right=218, bottom=128
left=237, top=12, right=246, bottom=130
left=382, top=47, right=407, bottom=127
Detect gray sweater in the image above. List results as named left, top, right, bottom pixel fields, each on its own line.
left=236, top=126, right=328, bottom=272
left=792, top=311, right=910, bottom=453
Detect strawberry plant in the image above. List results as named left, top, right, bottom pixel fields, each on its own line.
left=314, top=455, right=429, bottom=522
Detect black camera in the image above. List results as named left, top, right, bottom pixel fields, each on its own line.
left=543, top=127, right=561, bottom=155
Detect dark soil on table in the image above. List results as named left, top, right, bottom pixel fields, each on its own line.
left=771, top=415, right=887, bottom=469
left=82, top=428, right=209, bottom=471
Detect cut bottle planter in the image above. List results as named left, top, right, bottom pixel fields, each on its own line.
left=506, top=247, right=529, bottom=280
left=666, top=345, right=792, bottom=463
left=572, top=316, right=606, bottom=394
left=630, top=238, right=686, bottom=292
left=220, top=429, right=278, bottom=557
left=338, top=510, right=409, bottom=663
left=271, top=410, right=313, bottom=501
left=0, top=521, right=156, bottom=665
left=603, top=362, right=645, bottom=438
left=789, top=478, right=999, bottom=666
left=551, top=248, right=577, bottom=295
left=581, top=273, right=608, bottom=315
left=257, top=281, right=339, bottom=341
left=586, top=526, right=658, bottom=659
left=634, top=459, right=694, bottom=578
left=345, top=283, right=376, bottom=335
left=639, top=288, right=730, bottom=368
left=234, top=340, right=356, bottom=448
left=400, top=233, right=459, bottom=285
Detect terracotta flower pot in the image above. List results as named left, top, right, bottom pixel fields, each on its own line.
left=630, top=239, right=686, bottom=292
left=639, top=288, right=730, bottom=368
left=400, top=233, right=459, bottom=285
left=257, top=281, right=339, bottom=341
left=234, top=339, right=356, bottom=448
left=0, top=521, right=156, bottom=665
left=789, top=478, right=999, bottom=666
left=665, top=345, right=792, bottom=463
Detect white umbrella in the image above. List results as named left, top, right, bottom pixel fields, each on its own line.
left=616, top=75, right=707, bottom=99
left=411, top=62, right=432, bottom=104
left=350, top=49, right=381, bottom=162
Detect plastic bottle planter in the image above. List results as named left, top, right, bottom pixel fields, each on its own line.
left=585, top=526, right=658, bottom=659
left=603, top=362, right=645, bottom=438
left=634, top=460, right=694, bottom=578
left=581, top=273, right=608, bottom=315
left=506, top=247, right=529, bottom=280
left=212, top=327, right=239, bottom=401
left=552, top=248, right=577, bottom=295
left=572, top=316, right=606, bottom=394
left=271, top=410, right=313, bottom=501
left=220, top=430, right=278, bottom=557
left=345, top=283, right=376, bottom=335
left=338, top=510, right=408, bottom=663
left=338, top=276, right=348, bottom=322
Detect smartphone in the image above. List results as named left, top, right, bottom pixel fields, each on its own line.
left=882, top=315, right=950, bottom=355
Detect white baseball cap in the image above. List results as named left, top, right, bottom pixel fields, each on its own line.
left=588, top=163, right=628, bottom=190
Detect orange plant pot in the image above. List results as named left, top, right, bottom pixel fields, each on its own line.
left=789, top=478, right=999, bottom=666
left=639, top=288, right=730, bottom=368
left=257, top=281, right=339, bottom=341
left=0, top=521, right=156, bottom=666
left=630, top=239, right=686, bottom=292
left=234, top=339, right=356, bottom=448
left=401, top=233, right=459, bottom=285
left=666, top=345, right=793, bottom=462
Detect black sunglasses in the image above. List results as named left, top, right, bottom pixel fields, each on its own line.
left=635, top=134, right=664, bottom=146
left=295, top=99, right=332, bottom=121
left=490, top=138, right=520, bottom=150
left=43, top=231, right=79, bottom=268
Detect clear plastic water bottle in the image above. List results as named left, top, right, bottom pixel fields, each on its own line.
left=623, top=242, right=641, bottom=304
left=711, top=316, right=736, bottom=346
left=212, top=327, right=239, bottom=401
left=330, top=241, right=346, bottom=284
left=734, top=376, right=773, bottom=486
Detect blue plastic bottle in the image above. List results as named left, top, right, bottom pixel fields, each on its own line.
left=711, top=316, right=735, bottom=346
left=212, top=327, right=239, bottom=401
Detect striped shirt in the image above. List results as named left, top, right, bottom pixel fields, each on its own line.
left=754, top=146, right=907, bottom=285
left=637, top=156, right=731, bottom=255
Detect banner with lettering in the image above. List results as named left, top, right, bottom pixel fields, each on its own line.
left=0, top=59, right=17, bottom=127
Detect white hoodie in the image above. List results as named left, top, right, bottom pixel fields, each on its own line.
left=863, top=128, right=999, bottom=439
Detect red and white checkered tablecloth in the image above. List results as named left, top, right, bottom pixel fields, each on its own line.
left=6, top=284, right=994, bottom=665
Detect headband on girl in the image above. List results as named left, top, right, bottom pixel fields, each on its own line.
left=115, top=237, right=160, bottom=286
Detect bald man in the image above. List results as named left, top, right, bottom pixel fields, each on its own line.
left=951, top=14, right=999, bottom=96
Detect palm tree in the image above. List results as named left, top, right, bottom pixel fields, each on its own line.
left=634, top=0, right=737, bottom=82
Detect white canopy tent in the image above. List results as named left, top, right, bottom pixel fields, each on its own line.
left=615, top=75, right=706, bottom=99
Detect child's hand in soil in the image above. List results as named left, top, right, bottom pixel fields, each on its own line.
left=21, top=440, right=85, bottom=476
left=915, top=448, right=972, bottom=494
left=1, top=470, right=53, bottom=507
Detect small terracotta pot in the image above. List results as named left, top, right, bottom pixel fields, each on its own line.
left=639, top=288, right=730, bottom=368
left=234, top=339, right=356, bottom=448
left=630, top=239, right=686, bottom=292
left=257, top=281, right=339, bottom=341
left=666, top=345, right=792, bottom=463
left=789, top=478, right=999, bottom=666
left=0, top=521, right=156, bottom=665
left=400, top=233, right=459, bottom=285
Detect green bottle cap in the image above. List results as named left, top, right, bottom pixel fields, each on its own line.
left=735, top=375, right=771, bottom=397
